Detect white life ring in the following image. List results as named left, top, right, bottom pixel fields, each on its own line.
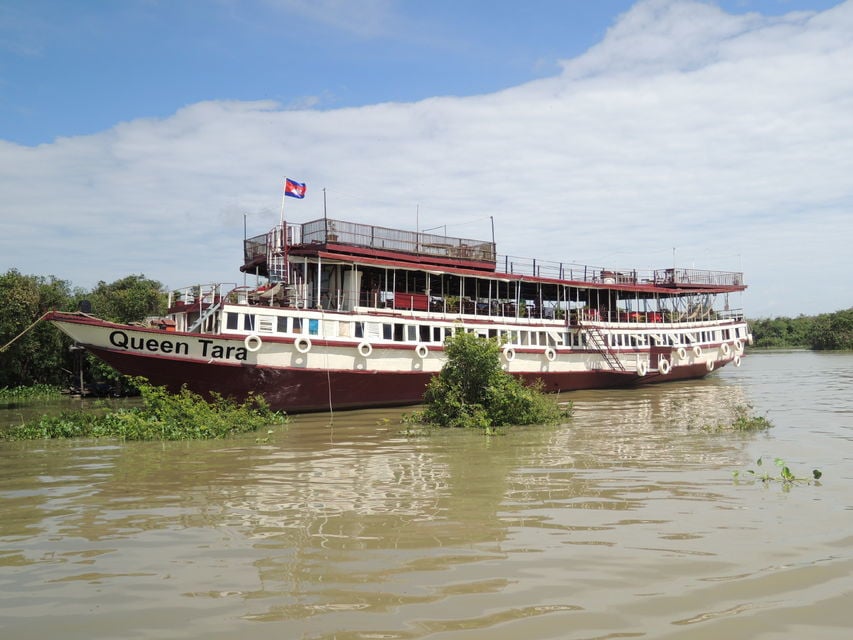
left=733, top=339, right=744, bottom=353
left=677, top=347, right=687, bottom=361
left=544, top=346, right=557, bottom=362
left=733, top=354, right=742, bottom=367
left=706, top=359, right=715, bottom=372
left=693, top=345, right=703, bottom=357
left=416, top=343, right=429, bottom=359
left=502, top=346, right=516, bottom=362
left=721, top=342, right=731, bottom=356
left=295, top=336, right=312, bottom=354
left=659, top=358, right=671, bottom=375
left=244, top=334, right=262, bottom=352
left=637, top=360, right=648, bottom=377
left=357, top=341, right=372, bottom=357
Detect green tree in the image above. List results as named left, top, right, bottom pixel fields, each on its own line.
left=88, top=274, right=167, bottom=323
left=809, top=308, right=853, bottom=350
left=750, top=315, right=812, bottom=348
left=417, top=331, right=571, bottom=429
left=0, top=269, right=78, bottom=387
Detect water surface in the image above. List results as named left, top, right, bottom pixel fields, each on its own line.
left=1, top=350, right=851, bottom=639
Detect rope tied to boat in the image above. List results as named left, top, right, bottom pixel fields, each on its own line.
left=0, top=311, right=52, bottom=353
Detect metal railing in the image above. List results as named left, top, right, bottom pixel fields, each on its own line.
left=244, top=220, right=743, bottom=287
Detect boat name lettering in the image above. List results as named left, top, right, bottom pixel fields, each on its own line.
left=198, top=338, right=248, bottom=361
left=108, top=331, right=247, bottom=361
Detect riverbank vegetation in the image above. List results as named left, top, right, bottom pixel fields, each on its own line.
left=0, top=269, right=167, bottom=390
left=1, top=379, right=289, bottom=441
left=406, top=331, right=572, bottom=431
left=749, top=308, right=852, bottom=350
left=0, top=384, right=62, bottom=404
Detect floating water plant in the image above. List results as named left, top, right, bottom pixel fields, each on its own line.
left=701, top=403, right=773, bottom=433
left=733, top=456, right=823, bottom=487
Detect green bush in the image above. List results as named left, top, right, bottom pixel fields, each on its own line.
left=412, top=331, right=572, bottom=429
left=2, top=379, right=288, bottom=441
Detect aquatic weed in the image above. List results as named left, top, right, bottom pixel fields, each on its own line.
left=733, top=456, right=823, bottom=488
left=2, top=379, right=289, bottom=441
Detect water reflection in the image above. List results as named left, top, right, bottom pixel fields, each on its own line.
left=1, top=352, right=852, bottom=639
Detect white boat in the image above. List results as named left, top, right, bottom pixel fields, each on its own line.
left=49, top=215, right=751, bottom=412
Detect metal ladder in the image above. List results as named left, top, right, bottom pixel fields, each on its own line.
left=187, top=285, right=225, bottom=333
left=267, top=224, right=288, bottom=283
left=582, top=323, right=626, bottom=371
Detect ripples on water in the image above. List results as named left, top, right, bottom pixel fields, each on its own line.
left=0, top=350, right=851, bottom=639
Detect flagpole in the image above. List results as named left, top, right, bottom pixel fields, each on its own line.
left=279, top=177, right=288, bottom=226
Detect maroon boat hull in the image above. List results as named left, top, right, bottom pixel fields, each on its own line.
left=88, top=346, right=676, bottom=413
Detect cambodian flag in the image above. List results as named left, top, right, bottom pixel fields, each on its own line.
left=284, top=178, right=307, bottom=199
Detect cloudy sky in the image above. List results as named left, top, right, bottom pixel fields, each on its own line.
left=1, top=0, right=850, bottom=318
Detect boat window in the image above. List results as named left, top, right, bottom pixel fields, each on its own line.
left=355, top=322, right=364, bottom=338
left=226, top=313, right=239, bottom=331
left=308, top=319, right=319, bottom=336
left=243, top=314, right=255, bottom=331
left=407, top=325, right=417, bottom=342
left=293, top=317, right=303, bottom=333
left=383, top=324, right=392, bottom=340
left=419, top=325, right=431, bottom=342
left=276, top=316, right=288, bottom=333
left=258, top=316, right=274, bottom=333
left=432, top=326, right=442, bottom=342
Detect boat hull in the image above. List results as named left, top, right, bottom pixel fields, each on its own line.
left=49, top=312, right=740, bottom=413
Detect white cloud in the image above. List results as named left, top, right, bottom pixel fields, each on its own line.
left=2, top=0, right=852, bottom=317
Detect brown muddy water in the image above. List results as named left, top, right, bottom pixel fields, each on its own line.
left=1, top=350, right=851, bottom=639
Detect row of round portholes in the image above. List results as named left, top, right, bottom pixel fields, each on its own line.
left=241, top=335, right=744, bottom=370
left=242, top=334, right=431, bottom=359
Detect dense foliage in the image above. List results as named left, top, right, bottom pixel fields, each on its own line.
left=2, top=380, right=288, bottom=441
left=0, top=270, right=80, bottom=387
left=0, top=269, right=167, bottom=389
left=88, top=274, right=167, bottom=323
left=808, top=308, right=853, bottom=350
left=412, top=331, right=572, bottom=429
left=749, top=308, right=853, bottom=350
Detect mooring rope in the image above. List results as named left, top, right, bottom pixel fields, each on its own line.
left=0, top=311, right=51, bottom=353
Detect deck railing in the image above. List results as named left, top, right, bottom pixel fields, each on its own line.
left=243, top=220, right=743, bottom=288
left=297, top=218, right=496, bottom=263
left=494, top=256, right=742, bottom=287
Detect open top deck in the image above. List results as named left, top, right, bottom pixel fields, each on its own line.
left=242, top=217, right=745, bottom=294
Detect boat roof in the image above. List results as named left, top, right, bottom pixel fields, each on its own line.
left=243, top=217, right=746, bottom=295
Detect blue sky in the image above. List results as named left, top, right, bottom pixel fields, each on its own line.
left=1, top=0, right=851, bottom=317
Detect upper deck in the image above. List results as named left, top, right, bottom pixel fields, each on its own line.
left=243, top=217, right=745, bottom=293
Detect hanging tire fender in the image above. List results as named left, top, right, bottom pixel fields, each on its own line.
left=244, top=334, right=263, bottom=352
left=295, top=336, right=312, bottom=354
